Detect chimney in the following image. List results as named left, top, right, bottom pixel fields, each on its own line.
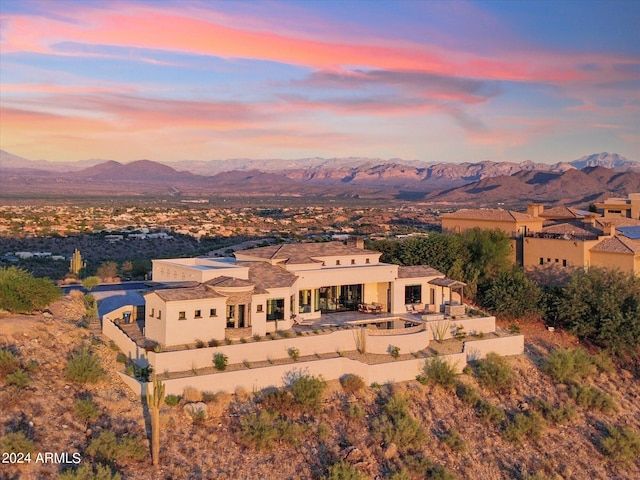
left=347, top=236, right=365, bottom=249
left=603, top=222, right=615, bottom=236
left=527, top=203, right=544, bottom=217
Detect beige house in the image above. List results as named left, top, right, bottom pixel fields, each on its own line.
left=596, top=193, right=640, bottom=219
left=441, top=206, right=545, bottom=237
left=144, top=241, right=462, bottom=347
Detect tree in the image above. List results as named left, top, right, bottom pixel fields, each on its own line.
left=556, top=268, right=640, bottom=362
left=481, top=266, right=542, bottom=319
left=96, top=261, right=118, bottom=281
left=0, top=267, right=61, bottom=313
left=82, top=276, right=101, bottom=291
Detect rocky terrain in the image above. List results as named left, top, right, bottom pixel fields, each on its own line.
left=1, top=296, right=639, bottom=480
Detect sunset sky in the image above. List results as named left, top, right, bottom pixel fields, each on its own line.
left=1, top=0, right=639, bottom=164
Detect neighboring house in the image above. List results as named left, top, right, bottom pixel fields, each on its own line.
left=596, top=193, right=640, bottom=219
left=143, top=240, right=463, bottom=347
left=441, top=205, right=545, bottom=237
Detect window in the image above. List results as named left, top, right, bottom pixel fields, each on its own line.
left=351, top=259, right=355, bottom=265
left=266, top=298, right=285, bottom=322
left=150, top=308, right=155, bottom=317
left=365, top=258, right=370, bottom=264
left=256, top=304, right=264, bottom=313
left=290, top=295, right=295, bottom=316
left=539, top=258, right=544, bottom=265
left=194, top=309, right=201, bottom=318
left=178, top=311, right=186, bottom=320
left=157, top=311, right=161, bottom=320
left=299, top=289, right=311, bottom=313
left=555, top=259, right=559, bottom=263
left=209, top=308, right=217, bottom=317
left=336, top=260, right=341, bottom=265
left=405, top=285, right=422, bottom=304
left=562, top=259, right=567, bottom=267
left=547, top=258, right=551, bottom=263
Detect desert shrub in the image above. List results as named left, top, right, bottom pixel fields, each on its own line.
left=278, top=330, right=292, bottom=339
left=165, top=394, right=180, bottom=406
left=475, top=353, right=513, bottom=393
left=115, top=352, right=128, bottom=364
left=455, top=382, right=480, bottom=405
left=259, top=388, right=294, bottom=413
left=476, top=400, right=506, bottom=425
left=0, top=266, right=61, bottom=313
left=237, top=411, right=285, bottom=450
left=440, top=428, right=466, bottom=452
left=371, top=394, right=426, bottom=449
left=65, top=348, right=104, bottom=384
left=389, top=346, right=400, bottom=358
left=86, top=431, right=146, bottom=463
left=543, top=347, right=596, bottom=384
left=0, top=349, right=19, bottom=377
left=202, top=391, right=217, bottom=403
left=213, top=353, right=228, bottom=371
left=428, top=465, right=458, bottom=480
left=59, top=463, right=122, bottom=480
left=322, top=460, right=366, bottom=480
left=600, top=424, right=640, bottom=465
left=419, top=356, right=458, bottom=390
left=503, top=412, right=545, bottom=444
left=288, top=347, right=300, bottom=361
left=346, top=403, right=365, bottom=420
left=532, top=399, right=576, bottom=425
left=340, top=374, right=365, bottom=394
left=1, top=431, right=34, bottom=454
left=182, top=387, right=202, bottom=403
left=195, top=339, right=205, bottom=348
left=389, top=470, right=411, bottom=480
left=317, top=422, right=330, bottom=439
left=188, top=409, right=207, bottom=425
left=568, top=385, right=616, bottom=413
left=252, top=334, right=261, bottom=341
left=74, top=398, right=100, bottom=424
left=593, top=351, right=615, bottom=373
left=290, top=375, right=326, bottom=410
left=208, top=339, right=219, bottom=347
left=6, top=368, right=30, bottom=388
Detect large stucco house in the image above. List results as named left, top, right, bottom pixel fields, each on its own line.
left=144, top=240, right=463, bottom=347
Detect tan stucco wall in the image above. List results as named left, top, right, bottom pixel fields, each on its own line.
left=103, top=317, right=149, bottom=366
left=523, top=237, right=598, bottom=269
left=464, top=335, right=524, bottom=361
left=425, top=316, right=496, bottom=341
left=392, top=277, right=448, bottom=313
left=590, top=251, right=637, bottom=274
left=441, top=217, right=543, bottom=236
left=294, top=264, right=398, bottom=289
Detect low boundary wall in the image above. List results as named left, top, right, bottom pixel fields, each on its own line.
left=141, top=352, right=467, bottom=396
left=103, top=317, right=149, bottom=367
left=464, top=335, right=525, bottom=361
left=426, top=316, right=496, bottom=341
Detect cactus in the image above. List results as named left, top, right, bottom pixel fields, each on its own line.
left=146, top=373, right=165, bottom=466
left=69, top=249, right=86, bottom=275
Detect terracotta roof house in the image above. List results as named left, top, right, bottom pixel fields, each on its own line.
left=143, top=242, right=463, bottom=347
left=441, top=207, right=544, bottom=237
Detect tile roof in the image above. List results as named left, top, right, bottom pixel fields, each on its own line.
left=150, top=285, right=226, bottom=301
left=539, top=220, right=601, bottom=238
left=539, top=206, right=585, bottom=219
left=205, top=276, right=255, bottom=288
left=241, top=261, right=297, bottom=291
left=595, top=217, right=640, bottom=229
left=591, top=235, right=640, bottom=254
left=398, top=265, right=443, bottom=279
left=441, top=209, right=541, bottom=222
left=236, top=241, right=379, bottom=264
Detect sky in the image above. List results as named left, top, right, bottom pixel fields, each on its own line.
left=1, top=0, right=639, bottom=164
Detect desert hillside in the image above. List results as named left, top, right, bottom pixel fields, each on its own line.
left=1, top=296, right=639, bottom=480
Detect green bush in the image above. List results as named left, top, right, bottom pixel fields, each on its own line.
left=59, top=464, right=122, bottom=480
left=65, top=348, right=104, bottom=384
left=208, top=339, right=219, bottom=347
left=371, top=394, right=426, bottom=449
left=115, top=352, right=128, bottom=364
left=346, top=403, right=365, bottom=420
left=6, top=368, right=30, bottom=388
left=475, top=353, right=513, bottom=393
left=389, top=469, right=411, bottom=480
left=287, top=347, right=300, bottom=361
left=259, top=388, right=294, bottom=413
left=440, top=428, right=466, bottom=452
left=165, top=394, right=180, bottom=406
left=503, top=412, right=545, bottom=444
left=420, top=356, right=458, bottom=390
left=237, top=411, right=292, bottom=450
left=389, top=346, right=400, bottom=358
left=86, top=431, right=146, bottom=463
left=0, top=266, right=61, bottom=313
left=322, top=460, right=366, bottom=480
left=532, top=399, right=576, bottom=425
left=213, top=352, right=228, bottom=371
left=1, top=431, right=34, bottom=454
left=568, top=385, right=616, bottom=413
left=543, top=348, right=596, bottom=384
left=455, top=382, right=480, bottom=405
left=476, top=400, right=506, bottom=425
left=601, top=424, right=640, bottom=465
left=340, top=374, right=366, bottom=394
left=290, top=375, right=326, bottom=410
left=195, top=339, right=205, bottom=348
left=428, top=465, right=458, bottom=480
left=74, top=398, right=101, bottom=424
left=0, top=349, right=19, bottom=377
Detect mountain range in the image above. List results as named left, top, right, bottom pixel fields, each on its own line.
left=1, top=150, right=638, bottom=205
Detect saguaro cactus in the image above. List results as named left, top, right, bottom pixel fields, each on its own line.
left=146, top=373, right=165, bottom=466
left=69, top=249, right=86, bottom=275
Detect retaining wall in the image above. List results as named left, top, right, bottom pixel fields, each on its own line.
left=464, top=334, right=525, bottom=361
left=426, top=316, right=496, bottom=341
left=103, top=318, right=149, bottom=367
